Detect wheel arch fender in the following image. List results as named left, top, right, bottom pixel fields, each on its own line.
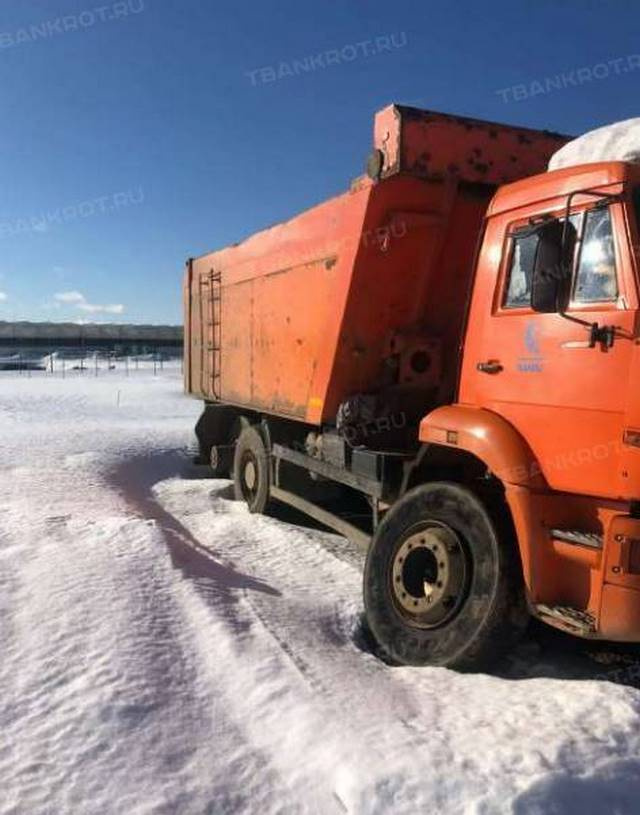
left=418, top=405, right=545, bottom=603
left=418, top=405, right=546, bottom=490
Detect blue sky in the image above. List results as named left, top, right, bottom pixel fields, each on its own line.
left=0, top=0, right=639, bottom=325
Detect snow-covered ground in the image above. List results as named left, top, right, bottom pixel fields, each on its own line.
left=2, top=370, right=640, bottom=814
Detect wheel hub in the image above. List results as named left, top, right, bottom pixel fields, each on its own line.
left=391, top=523, right=467, bottom=627
left=243, top=459, right=257, bottom=491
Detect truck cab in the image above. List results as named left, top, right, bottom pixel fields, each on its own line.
left=422, top=161, right=640, bottom=641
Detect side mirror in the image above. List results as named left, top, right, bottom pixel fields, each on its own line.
left=531, top=219, right=572, bottom=313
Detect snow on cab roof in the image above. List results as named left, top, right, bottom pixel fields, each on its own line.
left=549, top=117, right=640, bottom=170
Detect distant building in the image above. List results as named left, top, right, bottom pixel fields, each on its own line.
left=0, top=321, right=183, bottom=362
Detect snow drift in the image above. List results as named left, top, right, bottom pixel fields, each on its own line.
left=549, top=117, right=640, bottom=170
left=3, top=368, right=640, bottom=813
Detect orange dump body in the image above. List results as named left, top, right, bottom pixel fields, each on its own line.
left=184, top=105, right=568, bottom=426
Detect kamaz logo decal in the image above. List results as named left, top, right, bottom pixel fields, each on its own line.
left=524, top=322, right=540, bottom=355
left=517, top=322, right=544, bottom=373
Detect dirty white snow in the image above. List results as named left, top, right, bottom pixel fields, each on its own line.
left=549, top=117, right=640, bottom=171
left=2, top=367, right=640, bottom=814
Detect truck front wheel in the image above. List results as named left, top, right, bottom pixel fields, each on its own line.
left=363, top=482, right=527, bottom=670
left=233, top=426, right=271, bottom=514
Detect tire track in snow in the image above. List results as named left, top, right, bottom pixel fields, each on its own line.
left=4, top=376, right=640, bottom=813
left=0, top=382, right=315, bottom=815
left=151, top=479, right=473, bottom=811
left=107, top=453, right=353, bottom=814
left=153, top=475, right=640, bottom=814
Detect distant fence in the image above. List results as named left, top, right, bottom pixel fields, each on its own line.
left=0, top=352, right=182, bottom=378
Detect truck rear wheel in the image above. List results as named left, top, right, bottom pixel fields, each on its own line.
left=210, top=445, right=232, bottom=478
left=233, top=426, right=271, bottom=514
left=363, top=482, right=527, bottom=670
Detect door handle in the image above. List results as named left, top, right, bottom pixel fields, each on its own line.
left=477, top=360, right=503, bottom=374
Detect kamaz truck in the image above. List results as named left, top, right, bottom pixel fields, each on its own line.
left=184, top=105, right=640, bottom=670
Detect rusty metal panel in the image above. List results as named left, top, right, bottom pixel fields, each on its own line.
left=187, top=181, right=371, bottom=421
left=187, top=274, right=204, bottom=398
left=218, top=278, right=254, bottom=405
left=184, top=104, right=573, bottom=424
left=324, top=173, right=492, bottom=417
left=372, top=105, right=570, bottom=186
left=183, top=260, right=192, bottom=394
left=185, top=173, right=485, bottom=423
left=251, top=257, right=339, bottom=417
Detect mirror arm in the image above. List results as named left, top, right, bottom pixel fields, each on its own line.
left=560, top=186, right=621, bottom=282
left=561, top=188, right=621, bottom=226
left=557, top=309, right=590, bottom=328
left=555, top=187, right=620, bottom=347
left=557, top=308, right=616, bottom=349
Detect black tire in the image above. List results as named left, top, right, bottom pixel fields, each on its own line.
left=210, top=445, right=232, bottom=478
left=233, top=426, right=271, bottom=513
left=363, top=482, right=528, bottom=671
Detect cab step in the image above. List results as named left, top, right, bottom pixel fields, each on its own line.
left=534, top=603, right=597, bottom=636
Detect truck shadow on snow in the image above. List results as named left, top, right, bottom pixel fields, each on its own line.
left=497, top=619, right=640, bottom=688
left=354, top=609, right=640, bottom=689
left=107, top=449, right=281, bottom=616
left=109, top=448, right=640, bottom=689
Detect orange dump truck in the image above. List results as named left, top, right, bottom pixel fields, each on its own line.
left=184, top=104, right=640, bottom=669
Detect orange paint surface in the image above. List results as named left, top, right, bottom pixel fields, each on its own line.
left=184, top=106, right=564, bottom=425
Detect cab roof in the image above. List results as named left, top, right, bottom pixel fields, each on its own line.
left=487, top=161, right=635, bottom=217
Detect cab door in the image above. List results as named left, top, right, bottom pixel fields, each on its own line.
left=460, top=199, right=637, bottom=499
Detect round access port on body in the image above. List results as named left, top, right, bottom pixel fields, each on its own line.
left=410, top=349, right=431, bottom=374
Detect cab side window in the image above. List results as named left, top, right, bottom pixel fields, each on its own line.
left=573, top=207, right=617, bottom=303
left=503, top=210, right=615, bottom=310
left=503, top=232, right=538, bottom=308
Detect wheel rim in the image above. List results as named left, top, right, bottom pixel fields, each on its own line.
left=390, top=521, right=469, bottom=628
left=240, top=453, right=259, bottom=502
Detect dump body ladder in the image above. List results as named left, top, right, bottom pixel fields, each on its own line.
left=198, top=269, right=222, bottom=399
